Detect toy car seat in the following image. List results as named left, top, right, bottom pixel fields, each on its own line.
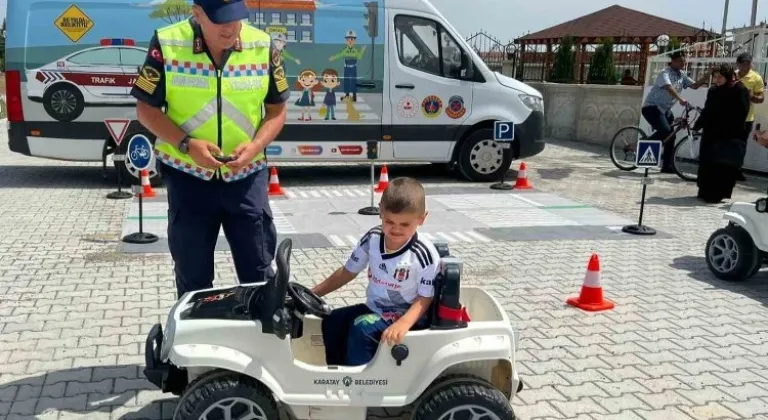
left=427, top=242, right=471, bottom=329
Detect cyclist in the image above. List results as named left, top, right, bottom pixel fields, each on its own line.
left=641, top=51, right=713, bottom=173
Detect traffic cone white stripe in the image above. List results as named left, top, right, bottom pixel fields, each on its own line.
left=582, top=271, right=601, bottom=288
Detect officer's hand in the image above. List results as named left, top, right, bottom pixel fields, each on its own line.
left=226, top=142, right=261, bottom=173
left=188, top=139, right=224, bottom=170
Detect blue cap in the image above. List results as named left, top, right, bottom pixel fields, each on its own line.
left=194, top=0, right=248, bottom=24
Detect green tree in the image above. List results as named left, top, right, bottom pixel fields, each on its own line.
left=0, top=18, right=6, bottom=73
left=150, top=0, right=193, bottom=24
left=587, top=37, right=617, bottom=85
left=549, top=35, right=575, bottom=83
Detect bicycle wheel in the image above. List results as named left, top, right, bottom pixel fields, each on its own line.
left=673, top=134, right=700, bottom=182
left=610, top=126, right=647, bottom=171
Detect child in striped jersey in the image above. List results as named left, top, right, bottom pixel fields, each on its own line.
left=311, top=177, right=441, bottom=366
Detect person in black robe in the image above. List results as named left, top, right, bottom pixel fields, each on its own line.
left=692, top=64, right=751, bottom=203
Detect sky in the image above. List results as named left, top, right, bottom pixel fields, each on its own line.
left=0, top=0, right=762, bottom=45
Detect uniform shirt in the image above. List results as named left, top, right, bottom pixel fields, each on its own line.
left=739, top=69, right=765, bottom=122
left=130, top=17, right=290, bottom=108
left=344, top=226, right=440, bottom=318
left=644, top=66, right=696, bottom=113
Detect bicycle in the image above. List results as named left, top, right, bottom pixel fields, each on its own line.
left=609, top=103, right=703, bottom=182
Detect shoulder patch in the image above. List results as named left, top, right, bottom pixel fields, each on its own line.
left=359, top=226, right=382, bottom=247
left=412, top=240, right=435, bottom=269
left=273, top=66, right=288, bottom=93
left=135, top=65, right=160, bottom=95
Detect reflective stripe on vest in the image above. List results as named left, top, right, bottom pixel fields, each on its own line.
left=153, top=21, right=271, bottom=182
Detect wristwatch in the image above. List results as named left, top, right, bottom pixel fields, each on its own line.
left=178, top=135, right=191, bottom=154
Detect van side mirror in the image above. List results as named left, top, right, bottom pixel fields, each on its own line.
left=460, top=51, right=474, bottom=79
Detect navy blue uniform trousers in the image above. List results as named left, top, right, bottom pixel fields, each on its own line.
left=160, top=163, right=277, bottom=298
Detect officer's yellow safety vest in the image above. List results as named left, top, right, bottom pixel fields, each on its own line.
left=153, top=20, right=271, bottom=182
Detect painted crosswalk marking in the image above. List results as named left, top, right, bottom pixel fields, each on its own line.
left=326, top=231, right=493, bottom=247
left=286, top=188, right=374, bottom=199
left=269, top=200, right=297, bottom=234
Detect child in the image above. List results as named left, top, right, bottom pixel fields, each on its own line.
left=311, top=177, right=441, bottom=366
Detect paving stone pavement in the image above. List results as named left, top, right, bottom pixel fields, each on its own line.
left=2, top=135, right=768, bottom=420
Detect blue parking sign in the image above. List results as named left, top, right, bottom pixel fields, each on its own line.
left=494, top=121, right=515, bottom=142
left=127, top=134, right=153, bottom=171
left=635, top=140, right=662, bottom=168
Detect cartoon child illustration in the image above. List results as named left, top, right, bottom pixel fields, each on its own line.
left=272, top=32, right=301, bottom=68
left=320, top=69, right=341, bottom=120
left=329, top=30, right=367, bottom=102
left=294, top=69, right=323, bottom=121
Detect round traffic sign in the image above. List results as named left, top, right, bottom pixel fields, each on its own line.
left=126, top=134, right=153, bottom=171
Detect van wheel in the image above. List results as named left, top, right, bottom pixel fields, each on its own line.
left=456, top=128, right=512, bottom=182
left=114, top=127, right=163, bottom=188
left=43, top=83, right=84, bottom=122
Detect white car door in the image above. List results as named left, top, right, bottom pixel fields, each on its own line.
left=64, top=47, right=127, bottom=99
left=387, top=11, right=473, bottom=161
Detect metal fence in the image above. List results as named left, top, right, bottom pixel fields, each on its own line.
left=464, top=31, right=510, bottom=75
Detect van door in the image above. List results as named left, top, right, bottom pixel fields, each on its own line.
left=387, top=12, right=472, bottom=160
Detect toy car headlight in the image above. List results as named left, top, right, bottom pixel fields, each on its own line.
left=756, top=198, right=768, bottom=213
left=159, top=298, right=184, bottom=361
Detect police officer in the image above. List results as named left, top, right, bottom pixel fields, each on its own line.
left=131, top=0, right=291, bottom=298
left=329, top=30, right=366, bottom=102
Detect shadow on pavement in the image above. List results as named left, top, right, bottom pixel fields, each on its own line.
left=643, top=195, right=729, bottom=208
left=0, top=165, right=112, bottom=189
left=534, top=167, right=573, bottom=181
left=0, top=365, right=413, bottom=419
left=670, top=255, right=768, bottom=307
left=0, top=365, right=176, bottom=419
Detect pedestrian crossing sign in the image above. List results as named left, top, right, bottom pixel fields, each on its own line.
left=635, top=140, right=662, bottom=168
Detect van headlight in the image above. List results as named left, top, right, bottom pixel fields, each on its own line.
left=519, top=94, right=543, bottom=112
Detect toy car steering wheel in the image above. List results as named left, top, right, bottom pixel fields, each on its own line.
left=287, top=282, right=332, bottom=318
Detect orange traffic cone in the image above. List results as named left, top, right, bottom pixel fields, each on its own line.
left=514, top=162, right=533, bottom=189
left=139, top=169, right=156, bottom=198
left=566, top=254, right=614, bottom=312
left=374, top=165, right=390, bottom=193
left=268, top=167, right=285, bottom=196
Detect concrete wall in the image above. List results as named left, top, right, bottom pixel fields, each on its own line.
left=527, top=82, right=644, bottom=147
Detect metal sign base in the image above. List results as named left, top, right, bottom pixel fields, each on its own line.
left=358, top=162, right=380, bottom=216
left=122, top=186, right=159, bottom=244
left=622, top=224, right=657, bottom=235
left=107, top=154, right=132, bottom=200
left=122, top=232, right=159, bottom=244
left=107, top=191, right=133, bottom=200
left=623, top=167, right=656, bottom=236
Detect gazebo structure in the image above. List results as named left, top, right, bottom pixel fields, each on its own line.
left=512, top=5, right=720, bottom=84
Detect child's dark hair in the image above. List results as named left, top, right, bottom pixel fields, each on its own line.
left=380, top=177, right=426, bottom=214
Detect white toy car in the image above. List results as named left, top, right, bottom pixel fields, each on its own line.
left=705, top=197, right=768, bottom=281
left=144, top=238, right=523, bottom=420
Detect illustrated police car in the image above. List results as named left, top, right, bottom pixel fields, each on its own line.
left=26, top=38, right=148, bottom=122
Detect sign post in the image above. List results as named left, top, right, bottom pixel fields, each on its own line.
left=622, top=140, right=661, bottom=236
left=122, top=134, right=159, bottom=244
left=105, top=119, right=132, bottom=200
left=490, top=121, right=515, bottom=190
left=358, top=140, right=381, bottom=216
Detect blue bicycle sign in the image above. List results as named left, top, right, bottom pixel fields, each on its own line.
left=127, top=134, right=153, bottom=171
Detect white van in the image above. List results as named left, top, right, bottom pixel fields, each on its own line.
left=5, top=0, right=544, bottom=185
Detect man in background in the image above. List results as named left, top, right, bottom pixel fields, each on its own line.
left=736, top=52, right=765, bottom=180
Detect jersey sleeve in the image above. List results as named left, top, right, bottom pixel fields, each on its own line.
left=344, top=230, right=376, bottom=274
left=130, top=32, right=167, bottom=108
left=264, top=40, right=291, bottom=105
left=414, top=240, right=440, bottom=298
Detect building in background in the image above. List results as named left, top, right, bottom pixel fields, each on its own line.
left=245, top=0, right=317, bottom=44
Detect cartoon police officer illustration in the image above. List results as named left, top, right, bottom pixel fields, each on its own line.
left=271, top=32, right=301, bottom=67
left=329, top=30, right=367, bottom=102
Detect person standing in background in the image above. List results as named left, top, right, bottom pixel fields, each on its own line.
left=736, top=52, right=765, bottom=180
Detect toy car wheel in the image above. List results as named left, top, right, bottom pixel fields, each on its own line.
left=174, top=370, right=278, bottom=420
left=705, top=226, right=761, bottom=282
left=412, top=378, right=515, bottom=420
